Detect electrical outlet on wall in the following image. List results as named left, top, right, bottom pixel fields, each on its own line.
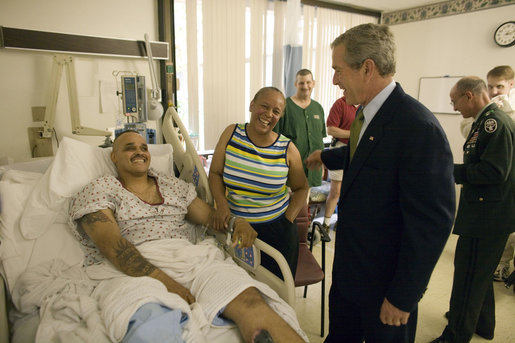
left=31, top=106, right=46, bottom=122
left=27, top=127, right=54, bottom=157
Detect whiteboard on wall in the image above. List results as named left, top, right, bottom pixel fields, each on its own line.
left=418, top=76, right=462, bottom=114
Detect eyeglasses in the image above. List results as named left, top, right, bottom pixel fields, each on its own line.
left=450, top=94, right=466, bottom=106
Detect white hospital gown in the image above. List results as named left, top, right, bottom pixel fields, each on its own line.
left=69, top=169, right=197, bottom=265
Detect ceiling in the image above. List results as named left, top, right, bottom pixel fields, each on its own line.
left=321, top=0, right=441, bottom=12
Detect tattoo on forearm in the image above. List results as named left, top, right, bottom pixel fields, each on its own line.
left=114, top=239, right=157, bottom=276
left=79, top=212, right=113, bottom=233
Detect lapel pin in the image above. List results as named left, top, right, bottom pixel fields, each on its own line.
left=369, top=136, right=374, bottom=141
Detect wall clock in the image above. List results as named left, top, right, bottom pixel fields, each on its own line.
left=494, top=21, right=515, bottom=47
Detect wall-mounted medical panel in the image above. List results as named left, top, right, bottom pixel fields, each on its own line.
left=0, top=26, right=168, bottom=60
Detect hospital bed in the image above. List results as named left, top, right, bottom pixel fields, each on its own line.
left=0, top=107, right=299, bottom=342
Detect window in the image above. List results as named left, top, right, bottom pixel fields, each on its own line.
left=173, top=0, right=377, bottom=151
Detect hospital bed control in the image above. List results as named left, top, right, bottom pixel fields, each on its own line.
left=226, top=216, right=260, bottom=269
left=233, top=246, right=258, bottom=269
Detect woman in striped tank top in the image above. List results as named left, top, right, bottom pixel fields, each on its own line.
left=209, top=87, right=309, bottom=279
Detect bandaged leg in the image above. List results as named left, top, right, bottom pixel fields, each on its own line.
left=222, top=287, right=304, bottom=343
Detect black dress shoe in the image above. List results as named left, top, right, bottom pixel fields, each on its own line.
left=429, top=336, right=450, bottom=343
left=475, top=330, right=494, bottom=340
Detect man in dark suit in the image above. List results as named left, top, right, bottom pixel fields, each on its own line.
left=305, top=23, right=456, bottom=342
left=431, top=77, right=515, bottom=343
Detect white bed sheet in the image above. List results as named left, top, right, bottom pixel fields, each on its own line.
left=0, top=137, right=306, bottom=342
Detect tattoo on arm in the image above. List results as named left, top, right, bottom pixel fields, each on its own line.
left=114, top=239, right=157, bottom=276
left=79, top=212, right=157, bottom=276
left=79, top=212, right=113, bottom=233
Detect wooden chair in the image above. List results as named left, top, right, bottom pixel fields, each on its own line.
left=294, top=204, right=331, bottom=337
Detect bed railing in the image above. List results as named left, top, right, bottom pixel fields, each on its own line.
left=161, top=107, right=213, bottom=206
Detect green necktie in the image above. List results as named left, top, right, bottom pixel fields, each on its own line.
left=349, top=107, right=364, bottom=160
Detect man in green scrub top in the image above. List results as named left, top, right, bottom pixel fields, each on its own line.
left=274, top=69, right=326, bottom=187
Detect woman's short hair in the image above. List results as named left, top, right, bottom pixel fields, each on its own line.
left=252, top=86, right=285, bottom=103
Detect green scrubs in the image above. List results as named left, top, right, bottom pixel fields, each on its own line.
left=274, top=97, right=326, bottom=187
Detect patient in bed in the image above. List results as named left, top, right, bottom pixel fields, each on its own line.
left=69, top=130, right=305, bottom=343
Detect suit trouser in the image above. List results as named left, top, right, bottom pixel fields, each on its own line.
left=442, top=234, right=509, bottom=342
left=325, top=279, right=417, bottom=343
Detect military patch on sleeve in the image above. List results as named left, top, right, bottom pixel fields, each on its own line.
left=484, top=118, right=497, bottom=133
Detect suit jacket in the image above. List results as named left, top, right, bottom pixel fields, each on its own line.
left=321, top=83, right=455, bottom=312
left=453, top=103, right=515, bottom=238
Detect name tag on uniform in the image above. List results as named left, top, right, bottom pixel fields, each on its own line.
left=313, top=114, right=320, bottom=119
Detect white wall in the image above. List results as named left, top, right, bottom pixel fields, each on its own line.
left=1, top=2, right=513, bottom=163
left=0, top=0, right=159, bottom=161
left=390, top=5, right=514, bottom=163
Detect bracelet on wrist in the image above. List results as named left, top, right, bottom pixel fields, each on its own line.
left=228, top=215, right=237, bottom=234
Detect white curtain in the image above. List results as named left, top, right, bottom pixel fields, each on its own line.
left=202, top=0, right=246, bottom=149
left=177, top=0, right=377, bottom=150
left=249, top=0, right=267, bottom=100
left=302, top=6, right=316, bottom=70
left=271, top=1, right=286, bottom=90
left=305, top=6, right=378, bottom=116
left=185, top=0, right=199, bottom=137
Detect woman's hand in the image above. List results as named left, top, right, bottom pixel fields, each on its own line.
left=231, top=218, right=258, bottom=248
left=305, top=150, right=323, bottom=170
left=209, top=206, right=232, bottom=232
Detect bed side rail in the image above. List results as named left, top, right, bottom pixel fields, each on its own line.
left=161, top=107, right=213, bottom=205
